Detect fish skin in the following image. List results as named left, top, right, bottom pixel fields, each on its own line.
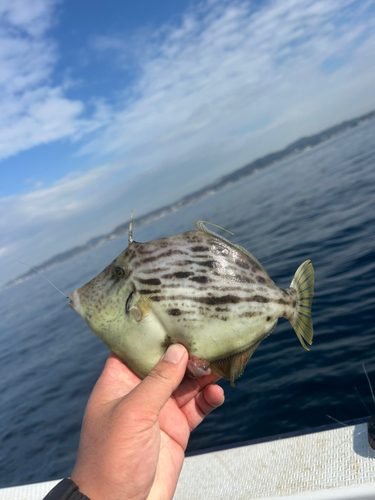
left=68, top=226, right=314, bottom=385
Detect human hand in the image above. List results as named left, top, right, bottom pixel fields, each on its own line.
left=70, top=344, right=225, bottom=500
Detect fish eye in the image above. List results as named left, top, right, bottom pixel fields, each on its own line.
left=113, top=265, right=127, bottom=278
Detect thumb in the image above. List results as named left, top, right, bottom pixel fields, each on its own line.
left=129, top=344, right=188, bottom=416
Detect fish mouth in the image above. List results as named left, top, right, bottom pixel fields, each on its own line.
left=68, top=289, right=85, bottom=318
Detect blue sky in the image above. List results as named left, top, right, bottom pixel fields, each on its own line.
left=1, top=0, right=375, bottom=286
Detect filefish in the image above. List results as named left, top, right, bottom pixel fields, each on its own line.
left=68, top=216, right=315, bottom=386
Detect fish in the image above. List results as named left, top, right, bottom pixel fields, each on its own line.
left=68, top=216, right=315, bottom=386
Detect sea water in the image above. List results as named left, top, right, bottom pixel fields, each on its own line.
left=1, top=119, right=374, bottom=486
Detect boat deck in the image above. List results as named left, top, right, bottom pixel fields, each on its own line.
left=2, top=421, right=375, bottom=500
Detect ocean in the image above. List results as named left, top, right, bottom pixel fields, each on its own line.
left=1, top=118, right=374, bottom=487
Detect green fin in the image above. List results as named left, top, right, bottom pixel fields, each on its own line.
left=210, top=321, right=278, bottom=386
left=289, top=260, right=315, bottom=351
left=211, top=345, right=259, bottom=387
left=235, top=244, right=268, bottom=274
left=195, top=220, right=234, bottom=246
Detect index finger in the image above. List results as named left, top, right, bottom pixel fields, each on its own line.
left=173, top=372, right=220, bottom=408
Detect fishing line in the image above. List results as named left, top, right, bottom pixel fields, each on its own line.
left=15, top=259, right=68, bottom=298
left=362, top=363, right=375, bottom=407
left=326, top=414, right=349, bottom=427
left=354, top=385, right=372, bottom=416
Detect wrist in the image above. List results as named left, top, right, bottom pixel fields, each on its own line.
left=43, top=478, right=91, bottom=500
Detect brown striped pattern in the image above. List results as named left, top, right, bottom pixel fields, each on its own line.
left=114, top=230, right=294, bottom=323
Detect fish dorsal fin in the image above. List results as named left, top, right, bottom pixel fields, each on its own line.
left=235, top=244, right=268, bottom=275
left=195, top=220, right=234, bottom=246
left=195, top=220, right=268, bottom=275
left=210, top=347, right=257, bottom=387
left=128, top=209, right=134, bottom=244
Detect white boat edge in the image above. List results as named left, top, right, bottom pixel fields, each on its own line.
left=1, top=421, right=374, bottom=500
left=2, top=480, right=375, bottom=500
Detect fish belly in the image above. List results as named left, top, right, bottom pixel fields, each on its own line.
left=151, top=298, right=278, bottom=362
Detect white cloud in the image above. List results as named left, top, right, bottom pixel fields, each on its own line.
left=82, top=0, right=375, bottom=169
left=0, top=246, right=8, bottom=258
left=2, top=0, right=373, bottom=167
left=0, top=0, right=57, bottom=37
left=0, top=162, right=130, bottom=286
left=0, top=163, right=124, bottom=229
left=0, top=0, right=108, bottom=161
left=1, top=0, right=375, bottom=287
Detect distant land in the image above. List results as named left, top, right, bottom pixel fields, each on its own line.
left=5, top=108, right=375, bottom=289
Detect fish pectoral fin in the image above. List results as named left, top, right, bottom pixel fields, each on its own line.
left=130, top=293, right=153, bottom=323
left=211, top=343, right=261, bottom=387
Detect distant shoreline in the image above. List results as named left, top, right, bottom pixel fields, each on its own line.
left=5, top=108, right=375, bottom=290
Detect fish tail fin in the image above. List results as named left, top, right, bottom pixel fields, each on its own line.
left=289, top=260, right=314, bottom=351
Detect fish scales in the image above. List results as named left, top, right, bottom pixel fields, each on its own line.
left=68, top=220, right=314, bottom=385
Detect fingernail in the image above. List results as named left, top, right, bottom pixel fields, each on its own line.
left=164, top=344, right=185, bottom=364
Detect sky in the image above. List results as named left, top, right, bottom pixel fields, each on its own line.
left=1, top=0, right=375, bottom=286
